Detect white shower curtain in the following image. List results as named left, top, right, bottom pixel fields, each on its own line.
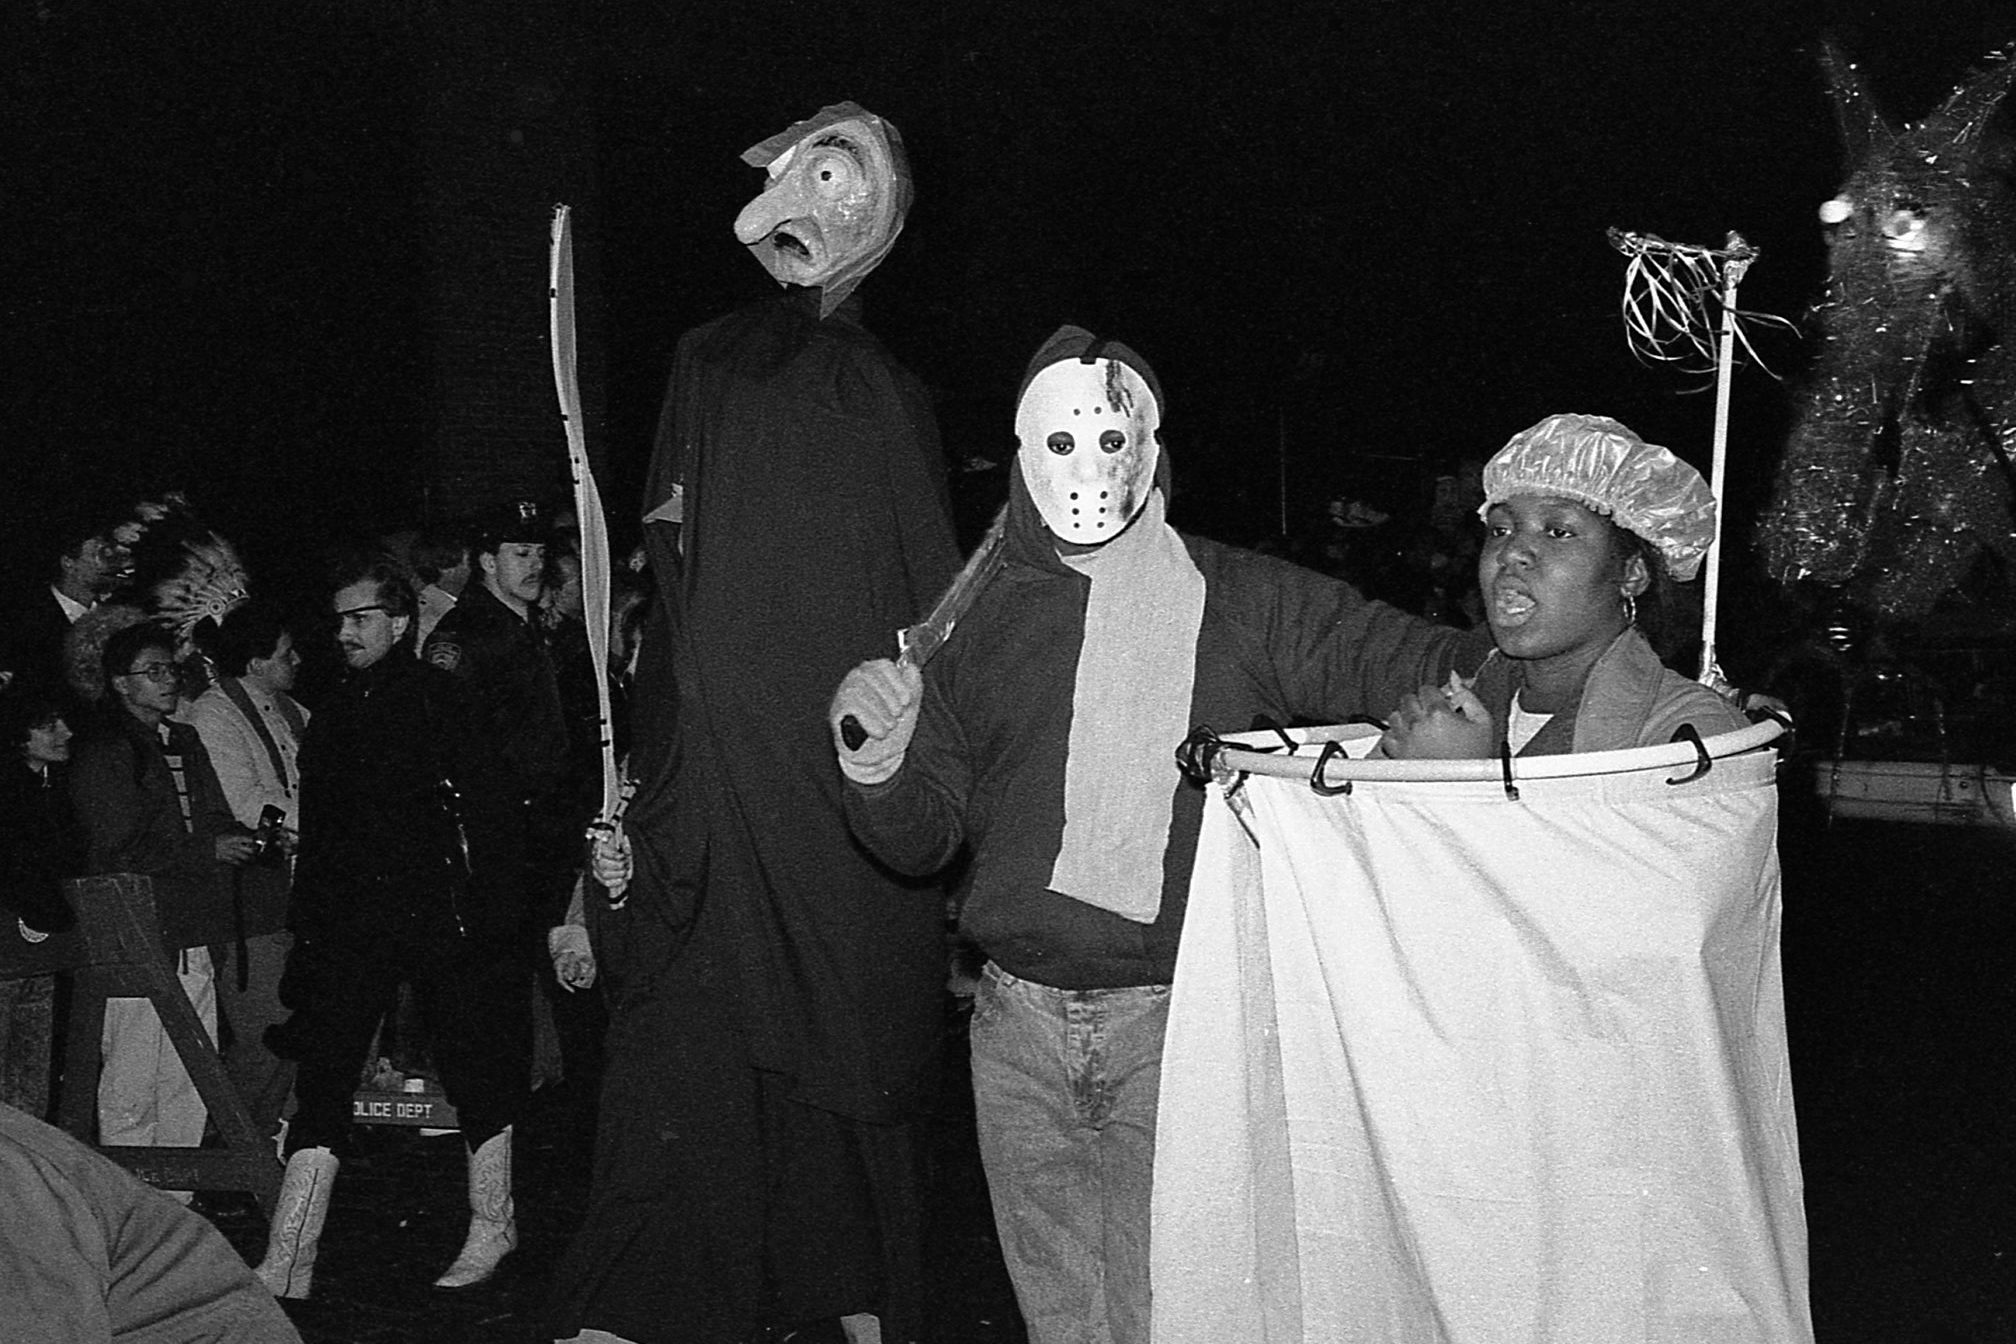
left=1153, top=746, right=1809, bottom=1344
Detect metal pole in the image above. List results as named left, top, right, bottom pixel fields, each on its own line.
left=1699, top=232, right=1751, bottom=686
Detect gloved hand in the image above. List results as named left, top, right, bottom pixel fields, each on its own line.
left=548, top=923, right=597, bottom=991
left=588, top=825, right=633, bottom=899
left=829, top=658, right=922, bottom=785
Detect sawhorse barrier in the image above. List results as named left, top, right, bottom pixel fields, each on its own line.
left=39, top=873, right=281, bottom=1217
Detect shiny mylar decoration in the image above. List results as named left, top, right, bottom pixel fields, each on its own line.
left=1759, top=43, right=2016, bottom=618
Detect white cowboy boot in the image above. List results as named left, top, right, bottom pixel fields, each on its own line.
left=433, top=1124, right=516, bottom=1288
left=255, top=1146, right=338, bottom=1300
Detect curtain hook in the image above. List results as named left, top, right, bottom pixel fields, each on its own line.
left=1175, top=725, right=1224, bottom=785
left=1310, top=739, right=1353, bottom=796
left=1666, top=724, right=1713, bottom=785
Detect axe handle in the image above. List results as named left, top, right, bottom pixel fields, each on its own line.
left=836, top=502, right=1008, bottom=754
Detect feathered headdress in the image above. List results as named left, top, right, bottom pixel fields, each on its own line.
left=152, top=533, right=251, bottom=643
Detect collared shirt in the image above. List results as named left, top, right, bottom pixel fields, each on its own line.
left=155, top=723, right=195, bottom=834
left=1508, top=701, right=1554, bottom=754
left=50, top=586, right=90, bottom=625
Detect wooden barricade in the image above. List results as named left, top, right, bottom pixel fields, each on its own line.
left=45, top=873, right=280, bottom=1217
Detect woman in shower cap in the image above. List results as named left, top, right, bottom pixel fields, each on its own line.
left=1381, top=412, right=1747, bottom=759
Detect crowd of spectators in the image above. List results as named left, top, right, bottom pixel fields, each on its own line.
left=0, top=492, right=630, bottom=1268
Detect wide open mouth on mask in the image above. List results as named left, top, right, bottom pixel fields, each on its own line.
left=768, top=228, right=814, bottom=261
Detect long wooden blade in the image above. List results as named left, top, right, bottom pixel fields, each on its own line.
left=550, top=204, right=621, bottom=826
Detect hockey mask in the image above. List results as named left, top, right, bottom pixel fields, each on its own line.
left=1016, top=356, right=1162, bottom=545
left=734, top=102, right=910, bottom=317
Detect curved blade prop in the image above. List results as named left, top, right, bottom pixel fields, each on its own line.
left=550, top=205, right=622, bottom=831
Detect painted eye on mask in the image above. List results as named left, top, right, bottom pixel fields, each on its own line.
left=1099, top=430, right=1126, bottom=454
left=807, top=147, right=863, bottom=199
left=1047, top=432, right=1075, bottom=455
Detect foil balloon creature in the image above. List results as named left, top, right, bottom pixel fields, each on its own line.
left=1760, top=44, right=2016, bottom=618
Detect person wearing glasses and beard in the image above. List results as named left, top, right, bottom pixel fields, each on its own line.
left=68, top=620, right=257, bottom=1191
left=250, top=553, right=529, bottom=1300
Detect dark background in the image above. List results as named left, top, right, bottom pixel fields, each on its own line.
left=8, top=6, right=2016, bottom=1338
left=6, top=0, right=2016, bottom=659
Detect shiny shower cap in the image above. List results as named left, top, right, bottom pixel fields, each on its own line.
left=1479, top=413, right=1717, bottom=581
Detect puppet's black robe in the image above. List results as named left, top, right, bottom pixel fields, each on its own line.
left=550, top=288, right=958, bottom=1344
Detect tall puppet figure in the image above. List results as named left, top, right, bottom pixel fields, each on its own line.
left=549, top=104, right=958, bottom=1344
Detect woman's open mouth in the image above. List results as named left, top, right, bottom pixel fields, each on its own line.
left=1492, top=586, right=1536, bottom=627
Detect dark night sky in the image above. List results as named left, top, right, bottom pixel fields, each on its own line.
left=7, top=0, right=2015, bottom=614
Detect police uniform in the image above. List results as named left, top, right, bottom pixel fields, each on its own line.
left=421, top=509, right=573, bottom=924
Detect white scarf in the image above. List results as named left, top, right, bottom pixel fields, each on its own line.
left=1049, top=490, right=1205, bottom=923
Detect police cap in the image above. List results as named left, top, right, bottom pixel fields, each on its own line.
left=472, top=498, right=552, bottom=557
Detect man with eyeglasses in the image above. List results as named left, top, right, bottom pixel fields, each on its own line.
left=251, top=554, right=529, bottom=1299
left=69, top=621, right=257, bottom=1191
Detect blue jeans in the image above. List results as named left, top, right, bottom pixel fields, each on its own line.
left=970, top=961, right=1170, bottom=1344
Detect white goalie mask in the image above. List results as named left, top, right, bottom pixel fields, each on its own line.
left=1016, top=355, right=1162, bottom=545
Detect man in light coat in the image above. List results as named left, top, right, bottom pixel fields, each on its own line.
left=181, top=600, right=308, bottom=1145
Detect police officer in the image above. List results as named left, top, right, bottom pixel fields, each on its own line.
left=422, top=501, right=569, bottom=816
left=421, top=502, right=592, bottom=1091
left=255, top=554, right=530, bottom=1297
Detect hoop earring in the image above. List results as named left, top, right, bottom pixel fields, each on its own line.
left=1622, top=591, right=1638, bottom=628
